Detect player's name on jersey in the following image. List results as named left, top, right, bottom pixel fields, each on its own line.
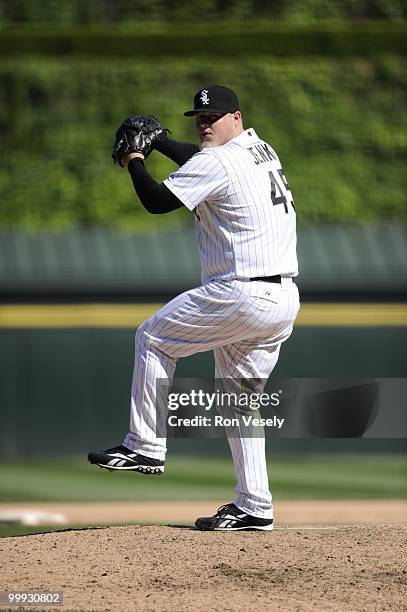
left=247, top=143, right=277, bottom=165
left=167, top=414, right=285, bottom=429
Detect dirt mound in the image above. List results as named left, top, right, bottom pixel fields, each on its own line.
left=1, top=524, right=406, bottom=611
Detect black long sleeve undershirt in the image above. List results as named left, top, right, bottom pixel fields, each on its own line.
left=127, top=137, right=199, bottom=214
left=127, top=157, right=183, bottom=214
left=153, top=137, right=200, bottom=166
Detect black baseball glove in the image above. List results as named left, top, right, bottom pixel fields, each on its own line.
left=112, top=115, right=170, bottom=166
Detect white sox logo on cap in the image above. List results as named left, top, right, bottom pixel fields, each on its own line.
left=184, top=84, right=240, bottom=116
left=200, top=90, right=210, bottom=105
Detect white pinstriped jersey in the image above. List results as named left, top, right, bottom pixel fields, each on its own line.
left=164, top=128, right=298, bottom=284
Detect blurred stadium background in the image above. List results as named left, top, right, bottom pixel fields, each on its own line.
left=0, top=1, right=406, bottom=510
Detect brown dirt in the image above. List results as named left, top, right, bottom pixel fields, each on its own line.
left=1, top=502, right=406, bottom=611
left=0, top=500, right=407, bottom=526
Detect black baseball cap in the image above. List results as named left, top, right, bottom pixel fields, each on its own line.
left=184, top=85, right=240, bottom=116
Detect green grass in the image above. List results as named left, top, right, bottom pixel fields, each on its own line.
left=1, top=454, right=405, bottom=537
left=0, top=455, right=405, bottom=502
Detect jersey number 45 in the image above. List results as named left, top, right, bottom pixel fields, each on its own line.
left=268, top=169, right=296, bottom=214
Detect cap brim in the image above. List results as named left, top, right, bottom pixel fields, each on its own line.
left=183, top=107, right=232, bottom=116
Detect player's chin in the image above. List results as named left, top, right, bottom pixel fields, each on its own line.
left=200, top=139, right=216, bottom=149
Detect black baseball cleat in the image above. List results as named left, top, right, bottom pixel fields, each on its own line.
left=195, top=503, right=273, bottom=531
left=87, top=445, right=164, bottom=475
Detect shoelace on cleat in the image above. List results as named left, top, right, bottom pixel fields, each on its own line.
left=215, top=503, right=236, bottom=517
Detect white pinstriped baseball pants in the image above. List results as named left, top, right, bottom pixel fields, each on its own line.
left=124, top=278, right=300, bottom=518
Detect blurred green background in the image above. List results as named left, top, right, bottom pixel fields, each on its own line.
left=0, top=1, right=406, bottom=229
left=0, top=1, right=406, bottom=509
left=1, top=51, right=405, bottom=229
left=1, top=454, right=406, bottom=502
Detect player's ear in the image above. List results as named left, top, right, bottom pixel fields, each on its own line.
left=233, top=111, right=242, bottom=126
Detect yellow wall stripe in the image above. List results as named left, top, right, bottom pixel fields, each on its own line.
left=297, top=303, right=407, bottom=326
left=0, top=304, right=161, bottom=328
left=0, top=303, right=406, bottom=328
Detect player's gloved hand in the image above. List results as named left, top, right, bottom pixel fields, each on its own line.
left=112, top=115, right=171, bottom=167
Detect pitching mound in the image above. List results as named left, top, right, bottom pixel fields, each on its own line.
left=1, top=522, right=406, bottom=611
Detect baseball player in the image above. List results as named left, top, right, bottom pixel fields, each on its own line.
left=88, top=85, right=299, bottom=531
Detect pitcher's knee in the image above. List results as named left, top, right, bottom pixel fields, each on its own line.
left=135, top=320, right=152, bottom=352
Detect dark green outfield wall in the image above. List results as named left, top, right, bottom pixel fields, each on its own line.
left=1, top=326, right=406, bottom=459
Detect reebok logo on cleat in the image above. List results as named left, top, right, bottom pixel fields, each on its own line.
left=87, top=445, right=164, bottom=475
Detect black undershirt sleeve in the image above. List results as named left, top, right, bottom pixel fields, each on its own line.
left=127, top=157, right=184, bottom=214
left=153, top=138, right=200, bottom=166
